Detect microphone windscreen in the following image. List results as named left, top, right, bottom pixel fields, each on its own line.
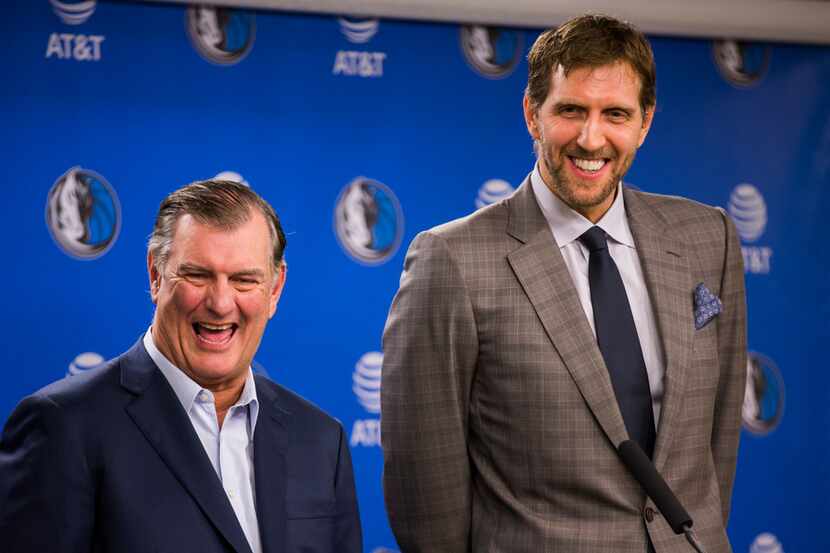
left=618, top=440, right=693, bottom=534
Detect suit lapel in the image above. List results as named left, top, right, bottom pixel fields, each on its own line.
left=120, top=341, right=254, bottom=553
left=252, top=378, right=289, bottom=553
left=624, top=189, right=694, bottom=473
left=506, top=179, right=628, bottom=449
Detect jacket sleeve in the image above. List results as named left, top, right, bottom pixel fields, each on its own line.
left=381, top=231, right=478, bottom=553
left=0, top=394, right=94, bottom=553
left=333, top=422, right=363, bottom=552
left=711, top=208, right=748, bottom=524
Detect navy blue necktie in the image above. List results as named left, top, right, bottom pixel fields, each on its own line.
left=579, top=226, right=656, bottom=458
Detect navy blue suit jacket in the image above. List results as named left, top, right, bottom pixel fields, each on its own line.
left=0, top=340, right=362, bottom=553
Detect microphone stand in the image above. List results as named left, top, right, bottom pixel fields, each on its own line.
left=683, top=524, right=706, bottom=553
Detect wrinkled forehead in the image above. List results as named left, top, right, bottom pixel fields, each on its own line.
left=554, top=60, right=642, bottom=88
left=169, top=212, right=273, bottom=265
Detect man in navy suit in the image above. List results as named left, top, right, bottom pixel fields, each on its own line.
left=0, top=180, right=362, bottom=553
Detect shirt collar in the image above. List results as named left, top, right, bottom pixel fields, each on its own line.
left=530, top=163, right=635, bottom=249
left=143, top=328, right=259, bottom=434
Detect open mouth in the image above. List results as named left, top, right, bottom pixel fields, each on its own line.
left=193, top=322, right=238, bottom=345
left=569, top=156, right=609, bottom=174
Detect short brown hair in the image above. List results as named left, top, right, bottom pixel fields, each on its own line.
left=148, top=180, right=286, bottom=275
left=526, top=14, right=656, bottom=114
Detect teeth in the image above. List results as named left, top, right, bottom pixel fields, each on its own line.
left=572, top=158, right=606, bottom=172
left=199, top=323, right=233, bottom=330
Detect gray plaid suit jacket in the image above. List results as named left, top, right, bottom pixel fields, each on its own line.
left=381, top=177, right=747, bottom=553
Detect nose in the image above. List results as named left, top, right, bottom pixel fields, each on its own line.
left=576, top=113, right=607, bottom=153
left=204, top=277, right=235, bottom=317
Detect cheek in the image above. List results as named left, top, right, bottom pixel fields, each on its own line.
left=541, top=123, right=576, bottom=150
left=236, top=292, right=272, bottom=321
left=611, top=128, right=644, bottom=155
left=165, top=284, right=203, bottom=318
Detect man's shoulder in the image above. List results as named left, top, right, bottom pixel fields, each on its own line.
left=28, top=354, right=124, bottom=410
left=411, top=196, right=512, bottom=258
left=431, top=197, right=509, bottom=238
left=626, top=185, right=731, bottom=242
left=254, top=375, right=344, bottom=434
left=627, top=187, right=726, bottom=227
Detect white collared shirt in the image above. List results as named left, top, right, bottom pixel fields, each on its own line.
left=530, top=167, right=666, bottom=425
left=143, top=329, right=263, bottom=553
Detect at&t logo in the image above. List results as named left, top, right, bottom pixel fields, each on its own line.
left=727, top=183, right=772, bottom=274
left=67, top=351, right=104, bottom=376
left=339, top=17, right=379, bottom=43
left=475, top=179, right=515, bottom=209
left=46, top=166, right=121, bottom=260
left=50, top=0, right=95, bottom=25
left=749, top=532, right=783, bottom=553
left=214, top=170, right=250, bottom=187
left=46, top=0, right=105, bottom=61
left=460, top=25, right=523, bottom=79
left=350, top=351, right=382, bottom=447
left=333, top=17, right=386, bottom=78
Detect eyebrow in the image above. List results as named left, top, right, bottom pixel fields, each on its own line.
left=231, top=269, right=267, bottom=279
left=176, top=263, right=266, bottom=279
left=553, top=100, right=637, bottom=113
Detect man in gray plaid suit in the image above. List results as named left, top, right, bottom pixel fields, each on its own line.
left=381, top=13, right=747, bottom=553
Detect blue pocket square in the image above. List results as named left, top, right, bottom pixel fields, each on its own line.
left=693, top=283, right=722, bottom=330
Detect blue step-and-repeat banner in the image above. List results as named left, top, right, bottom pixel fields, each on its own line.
left=3, top=1, right=829, bottom=551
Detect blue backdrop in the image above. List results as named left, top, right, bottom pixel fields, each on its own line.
left=3, top=2, right=829, bottom=552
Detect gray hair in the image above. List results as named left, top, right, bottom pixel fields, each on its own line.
left=148, top=179, right=286, bottom=275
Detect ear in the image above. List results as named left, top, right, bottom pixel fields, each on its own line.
left=523, top=93, right=540, bottom=141
left=268, top=261, right=287, bottom=319
left=147, top=252, right=160, bottom=304
left=637, top=104, right=655, bottom=147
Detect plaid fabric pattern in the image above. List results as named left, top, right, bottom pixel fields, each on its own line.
left=381, top=177, right=746, bottom=553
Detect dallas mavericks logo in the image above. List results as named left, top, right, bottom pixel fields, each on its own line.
left=475, top=179, right=515, bottom=209
left=339, top=17, right=379, bottom=44
left=460, top=25, right=523, bottom=79
left=727, top=183, right=767, bottom=243
left=712, top=40, right=770, bottom=87
left=50, top=0, right=96, bottom=25
left=750, top=532, right=784, bottom=553
left=67, top=352, right=104, bottom=376
left=352, top=352, right=382, bottom=414
left=46, top=166, right=121, bottom=259
left=186, top=6, right=256, bottom=65
left=334, top=177, right=404, bottom=265
left=742, top=352, right=785, bottom=435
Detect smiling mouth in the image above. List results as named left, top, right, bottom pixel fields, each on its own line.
left=569, top=156, right=608, bottom=173
left=193, top=322, right=238, bottom=345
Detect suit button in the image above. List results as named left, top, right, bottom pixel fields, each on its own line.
left=644, top=506, right=656, bottom=522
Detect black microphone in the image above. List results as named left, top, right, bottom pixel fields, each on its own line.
left=617, top=440, right=706, bottom=553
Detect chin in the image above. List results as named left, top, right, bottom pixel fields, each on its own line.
left=190, top=356, right=244, bottom=381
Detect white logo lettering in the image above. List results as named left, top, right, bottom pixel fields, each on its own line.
left=742, top=246, right=772, bottom=274
left=46, top=32, right=104, bottom=61
left=350, top=419, right=381, bottom=447
left=333, top=51, right=386, bottom=77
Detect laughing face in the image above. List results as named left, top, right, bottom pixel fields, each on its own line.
left=149, top=210, right=285, bottom=390
left=524, top=61, right=653, bottom=222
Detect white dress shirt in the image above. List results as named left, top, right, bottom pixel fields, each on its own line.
left=143, top=330, right=263, bottom=553
left=530, top=167, right=666, bottom=425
